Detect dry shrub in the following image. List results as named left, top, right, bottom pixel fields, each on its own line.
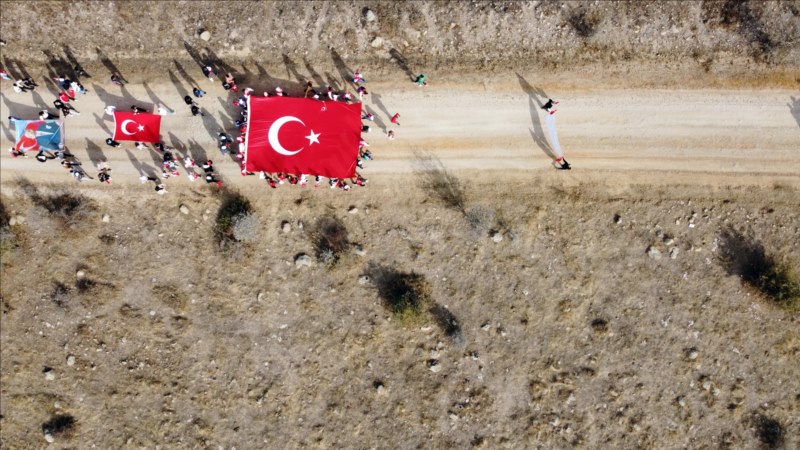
left=568, top=10, right=600, bottom=39
left=413, top=153, right=466, bottom=214
left=0, top=198, right=16, bottom=256
left=702, top=0, right=774, bottom=60
left=466, top=204, right=496, bottom=239
left=718, top=227, right=800, bottom=311
left=51, top=282, right=71, bottom=307
left=42, top=414, right=75, bottom=438
left=231, top=213, right=260, bottom=243
left=750, top=414, right=784, bottom=449
left=16, top=178, right=96, bottom=228
left=215, top=191, right=253, bottom=247
left=313, top=215, right=349, bottom=266
left=365, top=263, right=431, bottom=323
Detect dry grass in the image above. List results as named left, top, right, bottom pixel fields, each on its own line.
left=413, top=153, right=467, bottom=215
left=1, top=179, right=799, bottom=448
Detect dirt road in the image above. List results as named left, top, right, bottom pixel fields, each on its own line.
left=2, top=76, right=799, bottom=188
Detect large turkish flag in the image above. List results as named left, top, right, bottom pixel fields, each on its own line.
left=113, top=112, right=161, bottom=143
left=245, top=97, right=361, bottom=178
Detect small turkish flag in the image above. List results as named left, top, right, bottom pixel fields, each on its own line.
left=113, top=112, right=161, bottom=143
left=244, top=97, right=361, bottom=178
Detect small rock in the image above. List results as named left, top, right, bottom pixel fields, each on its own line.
left=200, top=30, right=211, bottom=41
left=44, top=433, right=55, bottom=443
left=376, top=384, right=386, bottom=395
left=370, top=36, right=384, bottom=48
left=428, top=359, right=441, bottom=373
left=179, top=205, right=190, bottom=215
left=76, top=270, right=85, bottom=279
left=481, top=322, right=491, bottom=331
left=67, top=355, right=76, bottom=366
left=364, top=9, right=377, bottom=22
left=202, top=214, right=209, bottom=221
left=348, top=206, right=358, bottom=214
left=257, top=292, right=265, bottom=301
left=358, top=275, right=370, bottom=285
left=8, top=217, right=16, bottom=226
left=647, top=246, right=662, bottom=259
left=352, top=244, right=366, bottom=257
left=295, top=254, right=313, bottom=268
left=491, top=232, right=503, bottom=243
left=688, top=349, right=699, bottom=360
left=44, top=368, right=55, bottom=381
left=669, top=247, right=679, bottom=259
left=281, top=221, right=291, bottom=233
left=102, top=214, right=110, bottom=223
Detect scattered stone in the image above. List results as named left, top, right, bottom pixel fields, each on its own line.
left=257, top=292, right=265, bottom=301
left=687, top=348, right=699, bottom=360
left=281, top=221, right=291, bottom=233
left=427, top=359, right=441, bottom=373
left=44, top=367, right=55, bottom=381
left=352, top=244, right=366, bottom=257
left=647, top=245, right=662, bottom=259
left=669, top=247, right=680, bottom=259
left=491, top=232, right=503, bottom=243
left=371, top=36, right=384, bottom=48
left=295, top=254, right=313, bottom=268
left=358, top=275, right=370, bottom=285
left=200, top=30, right=211, bottom=41
left=480, top=322, right=491, bottom=331
left=348, top=206, right=358, bottom=214
left=76, top=270, right=85, bottom=279
left=374, top=380, right=386, bottom=395
left=613, top=213, right=622, bottom=224
left=44, top=433, right=55, bottom=443
left=364, top=9, right=377, bottom=22
left=8, top=217, right=16, bottom=226
left=66, top=355, right=76, bottom=366
left=179, top=204, right=190, bottom=215
left=102, top=214, right=110, bottom=223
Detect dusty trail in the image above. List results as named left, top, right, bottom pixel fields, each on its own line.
left=1, top=77, right=799, bottom=189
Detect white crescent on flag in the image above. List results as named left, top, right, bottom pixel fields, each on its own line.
left=121, top=119, right=139, bottom=136
left=268, top=116, right=304, bottom=156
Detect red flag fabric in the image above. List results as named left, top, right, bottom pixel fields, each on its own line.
left=245, top=97, right=361, bottom=178
left=113, top=112, right=161, bottom=143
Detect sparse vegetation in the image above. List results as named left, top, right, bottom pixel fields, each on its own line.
left=313, top=216, right=350, bottom=266
left=465, top=204, right=496, bottom=239
left=413, top=153, right=466, bottom=214
left=751, top=414, right=784, bottom=449
left=215, top=191, right=253, bottom=247
left=365, top=263, right=431, bottom=323
left=231, top=213, right=261, bottom=243
left=17, top=178, right=96, bottom=228
left=718, top=227, right=800, bottom=312
left=568, top=10, right=599, bottom=39
left=41, top=414, right=75, bottom=438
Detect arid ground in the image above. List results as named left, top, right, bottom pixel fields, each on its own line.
left=1, top=1, right=799, bottom=448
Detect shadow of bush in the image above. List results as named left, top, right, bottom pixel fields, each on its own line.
left=718, top=227, right=800, bottom=312
left=365, top=263, right=431, bottom=323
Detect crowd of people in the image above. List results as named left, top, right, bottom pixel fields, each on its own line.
left=1, top=60, right=431, bottom=194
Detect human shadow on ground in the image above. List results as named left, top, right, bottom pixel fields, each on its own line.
left=93, top=84, right=152, bottom=114
left=93, top=112, right=111, bottom=135
left=63, top=46, right=90, bottom=79
left=42, top=50, right=71, bottom=97
left=330, top=48, right=354, bottom=88
left=167, top=69, right=190, bottom=106
left=1, top=92, right=44, bottom=119
left=370, top=93, right=392, bottom=130
left=125, top=148, right=158, bottom=179
left=186, top=138, right=208, bottom=163
left=143, top=82, right=173, bottom=112
left=282, top=54, right=306, bottom=86
left=789, top=96, right=800, bottom=129
left=174, top=60, right=199, bottom=91
left=1, top=121, right=15, bottom=142
left=304, top=57, right=326, bottom=89
left=96, top=47, right=127, bottom=83
left=85, top=138, right=106, bottom=167
left=362, top=104, right=387, bottom=131
left=183, top=41, right=237, bottom=80
left=389, top=48, right=417, bottom=81
left=516, top=73, right=557, bottom=161
left=3, top=58, right=50, bottom=108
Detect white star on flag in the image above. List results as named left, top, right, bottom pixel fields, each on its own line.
left=138, top=125, right=145, bottom=131
left=305, top=130, right=320, bottom=145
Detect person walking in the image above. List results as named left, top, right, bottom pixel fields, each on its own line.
left=104, top=105, right=116, bottom=116
left=202, top=65, right=215, bottom=82
left=415, top=73, right=427, bottom=87
left=105, top=138, right=121, bottom=148
left=110, top=74, right=124, bottom=86
left=356, top=85, right=368, bottom=101
left=193, top=87, right=206, bottom=98
left=97, top=162, right=111, bottom=184
left=191, top=105, right=204, bottom=117
left=390, top=113, right=400, bottom=126
left=35, top=150, right=57, bottom=162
